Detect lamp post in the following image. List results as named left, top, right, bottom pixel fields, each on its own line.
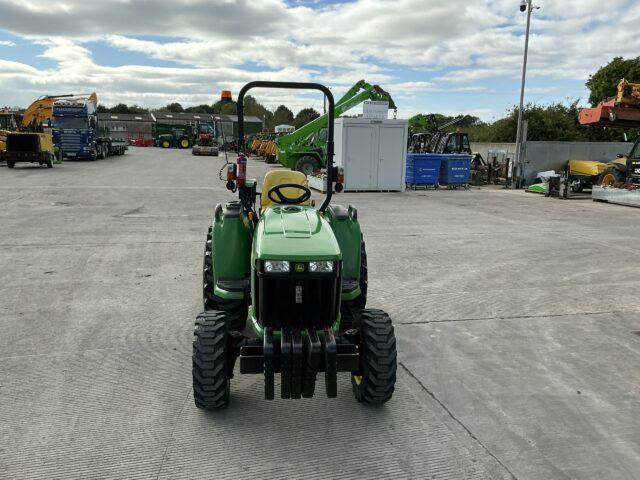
left=514, top=0, right=539, bottom=188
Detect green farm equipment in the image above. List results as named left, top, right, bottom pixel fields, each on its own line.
left=153, top=122, right=195, bottom=149
left=193, top=81, right=397, bottom=409
left=275, top=80, right=396, bottom=174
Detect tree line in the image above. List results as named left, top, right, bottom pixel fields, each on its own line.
left=409, top=56, right=640, bottom=143
left=98, top=56, right=640, bottom=141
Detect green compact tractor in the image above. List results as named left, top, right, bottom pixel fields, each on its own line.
left=193, top=81, right=397, bottom=408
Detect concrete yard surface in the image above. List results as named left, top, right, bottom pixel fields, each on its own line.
left=1, top=147, right=639, bottom=479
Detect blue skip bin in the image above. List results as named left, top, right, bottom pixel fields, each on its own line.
left=406, top=153, right=442, bottom=189
left=439, top=154, right=472, bottom=188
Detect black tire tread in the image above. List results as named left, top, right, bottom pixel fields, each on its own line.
left=352, top=309, right=397, bottom=405
left=192, top=310, right=230, bottom=409
left=294, top=155, right=319, bottom=174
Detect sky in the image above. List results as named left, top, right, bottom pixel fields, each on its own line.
left=0, top=0, right=638, bottom=121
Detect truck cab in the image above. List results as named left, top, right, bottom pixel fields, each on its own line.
left=52, top=99, right=99, bottom=160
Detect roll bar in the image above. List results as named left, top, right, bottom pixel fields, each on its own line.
left=236, top=81, right=335, bottom=212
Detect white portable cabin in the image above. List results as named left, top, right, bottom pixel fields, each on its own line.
left=333, top=118, right=407, bottom=191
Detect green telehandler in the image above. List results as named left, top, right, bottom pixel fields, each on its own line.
left=275, top=80, right=396, bottom=174
left=193, top=81, right=397, bottom=408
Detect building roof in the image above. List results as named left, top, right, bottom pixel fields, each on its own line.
left=151, top=112, right=215, bottom=122
left=96, top=111, right=263, bottom=124
left=97, top=112, right=154, bottom=122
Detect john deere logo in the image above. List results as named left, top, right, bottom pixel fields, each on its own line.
left=294, top=263, right=305, bottom=273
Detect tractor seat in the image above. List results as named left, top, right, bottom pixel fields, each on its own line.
left=260, top=170, right=311, bottom=213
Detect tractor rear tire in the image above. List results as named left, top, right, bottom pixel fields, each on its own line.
left=351, top=309, right=397, bottom=405
left=295, top=156, right=319, bottom=175
left=179, top=137, right=191, bottom=149
left=192, top=310, right=231, bottom=409
left=46, top=155, right=53, bottom=168
left=341, top=235, right=368, bottom=328
left=203, top=226, right=247, bottom=332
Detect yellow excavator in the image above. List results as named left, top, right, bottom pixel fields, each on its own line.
left=0, top=111, right=18, bottom=162
left=3, top=94, right=87, bottom=168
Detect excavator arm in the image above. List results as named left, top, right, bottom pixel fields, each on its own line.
left=21, top=93, right=98, bottom=131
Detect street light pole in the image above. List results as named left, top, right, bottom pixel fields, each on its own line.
left=514, top=0, right=537, bottom=188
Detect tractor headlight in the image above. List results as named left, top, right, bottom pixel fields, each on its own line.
left=264, top=260, right=290, bottom=273
left=308, top=261, right=334, bottom=273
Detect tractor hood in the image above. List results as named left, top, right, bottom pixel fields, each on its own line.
left=254, top=206, right=341, bottom=261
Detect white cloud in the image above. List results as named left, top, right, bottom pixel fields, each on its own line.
left=0, top=40, right=16, bottom=46
left=0, top=0, right=637, bottom=119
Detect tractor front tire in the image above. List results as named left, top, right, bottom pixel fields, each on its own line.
left=203, top=226, right=247, bottom=332
left=192, top=310, right=231, bottom=409
left=295, top=156, right=319, bottom=175
left=161, top=140, right=171, bottom=149
left=352, top=309, right=397, bottom=405
left=598, top=167, right=625, bottom=186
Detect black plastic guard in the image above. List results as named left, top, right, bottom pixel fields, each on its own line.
left=291, top=330, right=303, bottom=399
left=264, top=327, right=275, bottom=400
left=323, top=327, right=337, bottom=398
left=280, top=328, right=292, bottom=399
left=302, top=330, right=321, bottom=398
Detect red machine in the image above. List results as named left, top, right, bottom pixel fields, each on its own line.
left=579, top=99, right=640, bottom=128
left=579, top=79, right=640, bottom=128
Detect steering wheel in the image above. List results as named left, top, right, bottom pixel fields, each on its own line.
left=268, top=183, right=312, bottom=205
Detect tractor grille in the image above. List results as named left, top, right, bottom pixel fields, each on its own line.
left=256, top=262, right=340, bottom=330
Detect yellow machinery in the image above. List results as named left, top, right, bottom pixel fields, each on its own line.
left=568, top=160, right=608, bottom=177
left=0, top=112, right=15, bottom=161
left=617, top=79, right=640, bottom=106
left=566, top=159, right=610, bottom=192
left=257, top=139, right=270, bottom=156
left=264, top=140, right=277, bottom=163
left=4, top=94, right=94, bottom=168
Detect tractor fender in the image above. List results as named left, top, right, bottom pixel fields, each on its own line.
left=324, top=204, right=361, bottom=300
left=210, top=202, right=252, bottom=300
left=611, top=160, right=628, bottom=173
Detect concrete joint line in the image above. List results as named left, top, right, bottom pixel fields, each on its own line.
left=400, top=310, right=625, bottom=325
left=399, top=362, right=519, bottom=480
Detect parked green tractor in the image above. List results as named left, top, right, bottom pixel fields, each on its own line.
left=153, top=122, right=194, bottom=149
left=193, top=81, right=397, bottom=409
